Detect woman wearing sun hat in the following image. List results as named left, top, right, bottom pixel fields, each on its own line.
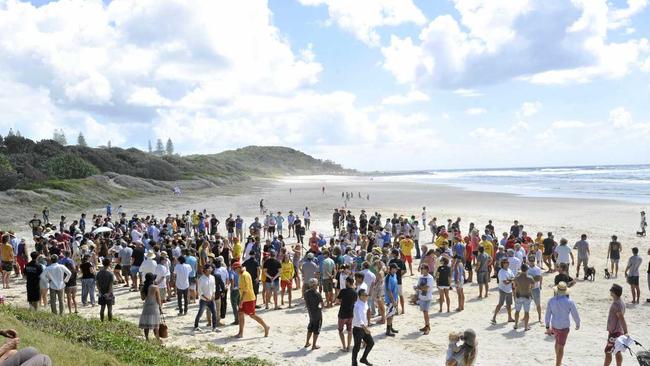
left=545, top=281, right=581, bottom=366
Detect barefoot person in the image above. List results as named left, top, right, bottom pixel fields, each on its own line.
left=604, top=284, right=627, bottom=366
left=352, top=289, right=374, bottom=366
left=513, top=263, right=535, bottom=331
left=139, top=272, right=162, bottom=342
left=417, top=264, right=434, bottom=335
left=337, top=276, right=357, bottom=351
left=545, top=282, right=581, bottom=366
left=475, top=246, right=491, bottom=299
left=491, top=258, right=514, bottom=325
left=234, top=261, right=269, bottom=338
left=304, top=278, right=323, bottom=350
left=527, top=255, right=543, bottom=323
left=607, top=236, right=622, bottom=278
left=436, top=257, right=452, bottom=313
left=624, top=247, right=642, bottom=304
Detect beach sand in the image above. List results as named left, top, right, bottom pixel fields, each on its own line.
left=3, top=176, right=649, bottom=365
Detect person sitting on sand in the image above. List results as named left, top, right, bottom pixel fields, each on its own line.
left=0, top=329, right=52, bottom=366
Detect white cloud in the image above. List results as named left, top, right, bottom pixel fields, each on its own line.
left=381, top=90, right=429, bottom=105
left=453, top=88, right=483, bottom=97
left=381, top=0, right=650, bottom=88
left=127, top=86, right=172, bottom=107
left=465, top=107, right=487, bottom=116
left=610, top=107, right=633, bottom=128
left=608, top=0, right=648, bottom=29
left=551, top=120, right=587, bottom=129
left=518, top=101, right=542, bottom=118
left=298, top=0, right=426, bottom=46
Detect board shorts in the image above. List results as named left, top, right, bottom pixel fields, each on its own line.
left=515, top=296, right=531, bottom=312
left=627, top=276, right=639, bottom=286
left=338, top=317, right=352, bottom=332
left=497, top=290, right=513, bottom=307
left=281, top=280, right=292, bottom=291
left=333, top=221, right=340, bottom=229
left=532, top=288, right=541, bottom=306
left=265, top=279, right=279, bottom=291
left=130, top=266, right=140, bottom=275
left=477, top=272, right=489, bottom=284
left=1, top=261, right=13, bottom=272
left=308, top=316, right=322, bottom=334
left=605, top=332, right=624, bottom=352
left=404, top=255, right=413, bottom=264
left=239, top=300, right=256, bottom=315
left=322, top=278, right=334, bottom=292
left=577, top=257, right=588, bottom=268
left=464, top=261, right=472, bottom=271
left=419, top=300, right=431, bottom=312
left=552, top=327, right=570, bottom=346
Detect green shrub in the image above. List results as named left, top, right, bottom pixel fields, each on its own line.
left=0, top=153, right=18, bottom=189
left=44, top=153, right=99, bottom=179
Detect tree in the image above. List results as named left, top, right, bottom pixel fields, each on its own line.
left=154, top=138, right=164, bottom=156
left=107, top=140, right=112, bottom=149
left=148, top=140, right=152, bottom=154
left=7, top=128, right=15, bottom=137
left=77, top=132, right=88, bottom=147
left=53, top=129, right=67, bottom=145
left=165, top=138, right=174, bottom=155
left=15, top=130, right=21, bottom=137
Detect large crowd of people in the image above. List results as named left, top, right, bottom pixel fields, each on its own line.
left=0, top=202, right=648, bottom=366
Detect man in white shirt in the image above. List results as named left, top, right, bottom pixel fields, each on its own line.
left=417, top=264, right=434, bottom=334
left=507, top=249, right=522, bottom=274
left=303, top=207, right=311, bottom=230
left=194, top=265, right=218, bottom=332
left=555, top=238, right=575, bottom=268
left=154, top=254, right=170, bottom=301
left=44, top=254, right=72, bottom=315
left=492, top=258, right=515, bottom=324
left=351, top=289, right=374, bottom=366
left=139, top=251, right=157, bottom=276
left=174, top=256, right=192, bottom=315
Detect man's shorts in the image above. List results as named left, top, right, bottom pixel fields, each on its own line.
left=130, top=266, right=139, bottom=275
left=532, top=288, right=541, bottom=306
left=477, top=272, right=489, bottom=284
left=397, top=284, right=403, bottom=296
left=281, top=280, right=292, bottom=291
left=337, top=317, right=352, bottom=332
left=268, top=227, right=275, bottom=234
left=610, top=258, right=619, bottom=265
left=308, top=316, right=322, bottom=334
left=577, top=257, right=588, bottom=268
left=333, top=221, right=340, bottom=229
left=1, top=261, right=12, bottom=272
left=515, top=297, right=531, bottom=312
left=627, top=276, right=639, bottom=286
left=552, top=327, right=570, bottom=346
left=322, top=278, right=334, bottom=292
left=239, top=300, right=256, bottom=315
left=605, top=332, right=623, bottom=352
left=419, top=300, right=431, bottom=313
left=265, top=279, right=279, bottom=291
left=404, top=255, right=412, bottom=264
left=464, top=261, right=473, bottom=271
left=497, top=290, right=513, bottom=307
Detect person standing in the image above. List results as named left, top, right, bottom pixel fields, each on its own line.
left=351, top=289, right=374, bottom=366
left=513, top=263, right=535, bottom=331
left=280, top=253, right=294, bottom=308
left=24, top=252, right=43, bottom=310
left=43, top=255, right=71, bottom=315
left=624, top=247, right=643, bottom=304
left=229, top=265, right=240, bottom=325
left=194, top=265, right=218, bottom=332
left=321, top=250, right=336, bottom=308
left=491, top=258, right=514, bottom=324
left=527, top=254, right=544, bottom=323
left=417, top=263, right=434, bottom=335
left=174, top=255, right=192, bottom=316
left=607, top=236, right=622, bottom=278
left=79, top=255, right=96, bottom=307
left=262, top=250, right=281, bottom=310
left=476, top=246, right=491, bottom=299
left=604, top=284, right=627, bottom=366
left=234, top=261, right=269, bottom=338
left=573, top=234, right=590, bottom=278
left=304, top=278, right=323, bottom=350
left=545, top=282, right=581, bottom=366
left=337, top=276, right=357, bottom=351
left=139, top=272, right=162, bottom=342
left=384, top=263, right=399, bottom=337
left=1, top=235, right=14, bottom=289
left=96, top=258, right=115, bottom=321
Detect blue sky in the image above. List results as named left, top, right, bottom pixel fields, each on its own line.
left=1, top=0, right=649, bottom=171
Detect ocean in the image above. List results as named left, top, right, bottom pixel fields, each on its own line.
left=374, top=165, right=650, bottom=203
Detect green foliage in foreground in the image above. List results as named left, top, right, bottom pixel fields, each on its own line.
left=0, top=306, right=271, bottom=366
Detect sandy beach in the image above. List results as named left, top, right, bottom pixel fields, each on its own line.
left=3, top=175, right=649, bottom=366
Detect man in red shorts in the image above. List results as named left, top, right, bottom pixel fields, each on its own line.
left=604, top=284, right=627, bottom=366
left=234, top=261, right=269, bottom=338
left=545, top=282, right=580, bottom=366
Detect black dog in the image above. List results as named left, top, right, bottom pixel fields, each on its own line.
left=604, top=268, right=611, bottom=279
left=584, top=267, right=596, bottom=281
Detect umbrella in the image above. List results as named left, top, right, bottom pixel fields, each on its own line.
left=92, top=227, right=112, bottom=234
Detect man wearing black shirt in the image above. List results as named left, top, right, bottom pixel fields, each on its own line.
left=304, top=278, right=323, bottom=350
left=28, top=215, right=42, bottom=236
left=510, top=220, right=521, bottom=238
left=263, top=250, right=282, bottom=310
left=333, top=209, right=341, bottom=235
left=337, top=276, right=357, bottom=351
left=554, top=263, right=576, bottom=287
left=542, top=232, right=556, bottom=273
left=24, top=252, right=42, bottom=310
left=243, top=253, right=261, bottom=303
left=131, top=243, right=145, bottom=291
left=388, top=249, right=407, bottom=314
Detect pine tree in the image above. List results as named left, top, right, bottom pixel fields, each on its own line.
left=15, top=130, right=21, bottom=137
left=165, top=138, right=174, bottom=155
left=107, top=140, right=112, bottom=149
left=77, top=132, right=88, bottom=147
left=148, top=140, right=152, bottom=154
left=53, top=129, right=67, bottom=145
left=155, top=138, right=164, bottom=156
left=7, top=128, right=15, bottom=137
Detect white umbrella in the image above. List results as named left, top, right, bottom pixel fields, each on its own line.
left=92, top=227, right=112, bottom=234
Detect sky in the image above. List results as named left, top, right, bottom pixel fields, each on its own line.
left=0, top=0, right=649, bottom=171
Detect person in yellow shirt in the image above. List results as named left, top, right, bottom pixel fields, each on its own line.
left=234, top=261, right=269, bottom=338
left=280, top=253, right=295, bottom=308
left=1, top=235, right=15, bottom=289
left=399, top=235, right=415, bottom=276
left=480, top=236, right=494, bottom=258
left=435, top=232, right=450, bottom=250
left=232, top=238, right=242, bottom=263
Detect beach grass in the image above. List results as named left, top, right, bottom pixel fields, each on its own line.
left=0, top=306, right=271, bottom=366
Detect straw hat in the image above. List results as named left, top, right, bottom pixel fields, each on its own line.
left=554, top=281, right=569, bottom=295
left=146, top=251, right=156, bottom=259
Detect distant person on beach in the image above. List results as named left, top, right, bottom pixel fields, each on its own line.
left=573, top=234, right=590, bottom=278
left=607, top=236, right=622, bottom=278
left=259, top=199, right=264, bottom=214
left=624, top=247, right=642, bottom=304
left=96, top=258, right=115, bottom=321
left=638, top=211, right=647, bottom=236
left=545, top=282, right=580, bottom=366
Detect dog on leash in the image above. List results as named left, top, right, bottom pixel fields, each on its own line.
left=584, top=267, right=596, bottom=281
left=604, top=268, right=611, bottom=279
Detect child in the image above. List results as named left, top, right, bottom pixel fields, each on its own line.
left=436, top=257, right=452, bottom=313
